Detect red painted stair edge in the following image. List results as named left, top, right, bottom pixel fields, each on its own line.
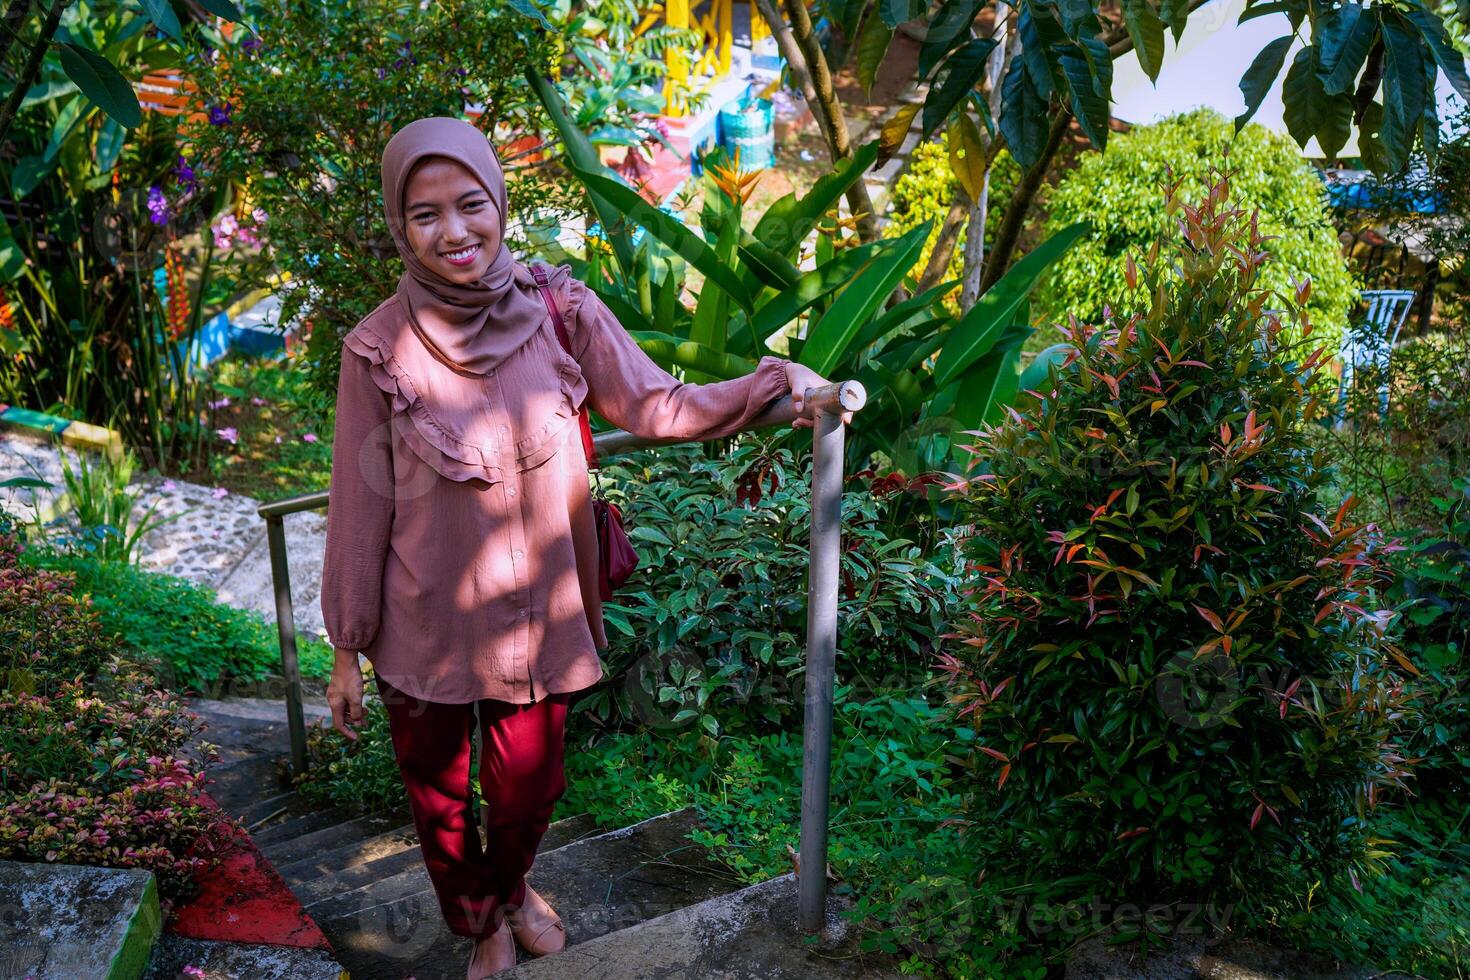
left=166, top=789, right=334, bottom=953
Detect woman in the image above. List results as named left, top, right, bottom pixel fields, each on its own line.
left=320, top=116, right=848, bottom=979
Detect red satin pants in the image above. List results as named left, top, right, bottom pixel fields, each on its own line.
left=374, top=673, right=570, bottom=938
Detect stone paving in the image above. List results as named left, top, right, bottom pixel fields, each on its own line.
left=0, top=427, right=330, bottom=643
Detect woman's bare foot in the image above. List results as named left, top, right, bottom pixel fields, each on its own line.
left=466, top=919, right=515, bottom=979
left=504, top=884, right=566, bottom=956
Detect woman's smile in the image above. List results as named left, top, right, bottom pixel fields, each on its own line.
left=441, top=242, right=481, bottom=266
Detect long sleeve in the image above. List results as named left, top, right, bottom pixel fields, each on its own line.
left=320, top=344, right=395, bottom=651
left=564, top=276, right=792, bottom=442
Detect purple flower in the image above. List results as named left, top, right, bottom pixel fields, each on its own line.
left=208, top=102, right=234, bottom=126
left=301, top=432, right=318, bottom=443
left=240, top=35, right=262, bottom=55
left=174, top=155, right=198, bottom=193
left=216, top=426, right=238, bottom=444
left=250, top=396, right=267, bottom=406
left=207, top=396, right=231, bottom=410
left=160, top=479, right=177, bottom=492
left=273, top=435, right=282, bottom=444
left=146, top=186, right=170, bottom=226
left=210, top=486, right=229, bottom=500
left=376, top=67, right=387, bottom=80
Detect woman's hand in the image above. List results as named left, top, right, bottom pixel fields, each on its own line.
left=328, top=647, right=365, bottom=741
left=784, top=362, right=854, bottom=429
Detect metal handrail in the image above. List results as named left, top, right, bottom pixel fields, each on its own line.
left=256, top=379, right=866, bottom=934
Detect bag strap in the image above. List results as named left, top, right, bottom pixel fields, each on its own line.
left=531, top=264, right=599, bottom=470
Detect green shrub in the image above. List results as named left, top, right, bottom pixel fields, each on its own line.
left=0, top=672, right=237, bottom=908
left=940, top=179, right=1412, bottom=948
left=18, top=548, right=333, bottom=692
left=1037, top=110, right=1357, bottom=347
left=1387, top=476, right=1470, bottom=796
left=0, top=525, right=117, bottom=695
left=581, top=439, right=959, bottom=737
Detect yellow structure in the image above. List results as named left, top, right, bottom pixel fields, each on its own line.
left=662, top=0, right=770, bottom=117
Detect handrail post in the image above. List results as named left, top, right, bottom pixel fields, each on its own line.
left=264, top=513, right=309, bottom=776
left=797, top=380, right=864, bottom=934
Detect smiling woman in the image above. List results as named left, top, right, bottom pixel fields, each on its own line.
left=317, top=116, right=821, bottom=978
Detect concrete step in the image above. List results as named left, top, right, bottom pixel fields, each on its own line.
left=201, top=753, right=293, bottom=817
left=276, top=822, right=420, bottom=892
left=280, top=811, right=598, bottom=908
left=261, top=807, right=409, bottom=868
left=0, top=859, right=162, bottom=980
left=506, top=872, right=904, bottom=979
left=314, top=808, right=741, bottom=980
left=251, top=802, right=359, bottom=848
left=142, top=934, right=344, bottom=980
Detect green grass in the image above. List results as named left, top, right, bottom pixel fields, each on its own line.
left=20, top=547, right=333, bottom=692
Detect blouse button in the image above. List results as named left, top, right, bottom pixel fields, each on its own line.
left=517, top=608, right=528, bottom=618
left=507, top=487, right=517, bottom=497
left=513, top=549, right=524, bottom=560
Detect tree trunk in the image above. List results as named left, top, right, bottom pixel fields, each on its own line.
left=958, top=3, right=1012, bottom=312
left=0, top=0, right=65, bottom=147
left=751, top=0, right=837, bottom=165
left=915, top=193, right=969, bottom=293
left=979, top=107, right=1071, bottom=294
left=781, top=0, right=880, bottom=244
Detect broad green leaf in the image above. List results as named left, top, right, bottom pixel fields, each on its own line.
left=736, top=231, right=801, bottom=290
left=139, top=0, right=183, bottom=39
left=803, top=224, right=931, bottom=376
left=849, top=279, right=961, bottom=353
left=525, top=69, right=635, bottom=273
left=507, top=0, right=554, bottom=30
left=195, top=0, right=246, bottom=20
left=1058, top=40, right=1112, bottom=150
left=1123, top=0, right=1166, bottom=81
left=1284, top=48, right=1337, bottom=151
left=878, top=0, right=926, bottom=29
left=1019, top=343, right=1075, bottom=393
left=922, top=37, right=997, bottom=140
left=932, top=220, right=1089, bottom=389
left=1235, top=35, right=1293, bottom=131
left=58, top=43, right=140, bottom=130
left=95, top=115, right=126, bottom=173
left=919, top=0, right=985, bottom=80
left=857, top=13, right=894, bottom=96
left=1404, top=5, right=1470, bottom=104
left=949, top=341, right=1022, bottom=460
left=0, top=213, right=23, bottom=283
left=627, top=331, right=758, bottom=379
left=1378, top=13, right=1426, bottom=173
left=748, top=237, right=892, bottom=339
left=570, top=167, right=754, bottom=314
left=21, top=78, right=78, bottom=109
left=999, top=57, right=1050, bottom=168
left=1160, top=0, right=1192, bottom=41
left=752, top=141, right=878, bottom=256
left=1319, top=3, right=1377, bottom=96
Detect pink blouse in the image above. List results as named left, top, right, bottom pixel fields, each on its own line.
left=319, top=264, right=793, bottom=704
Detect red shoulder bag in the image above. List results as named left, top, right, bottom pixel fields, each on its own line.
left=531, top=266, right=639, bottom=600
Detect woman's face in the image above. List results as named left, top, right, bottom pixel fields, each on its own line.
left=402, top=157, right=501, bottom=284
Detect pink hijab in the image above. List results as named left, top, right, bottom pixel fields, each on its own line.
left=380, top=116, right=550, bottom=374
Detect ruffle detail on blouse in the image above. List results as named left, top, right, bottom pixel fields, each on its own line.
left=343, top=329, right=505, bottom=485
left=513, top=323, right=592, bottom=471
